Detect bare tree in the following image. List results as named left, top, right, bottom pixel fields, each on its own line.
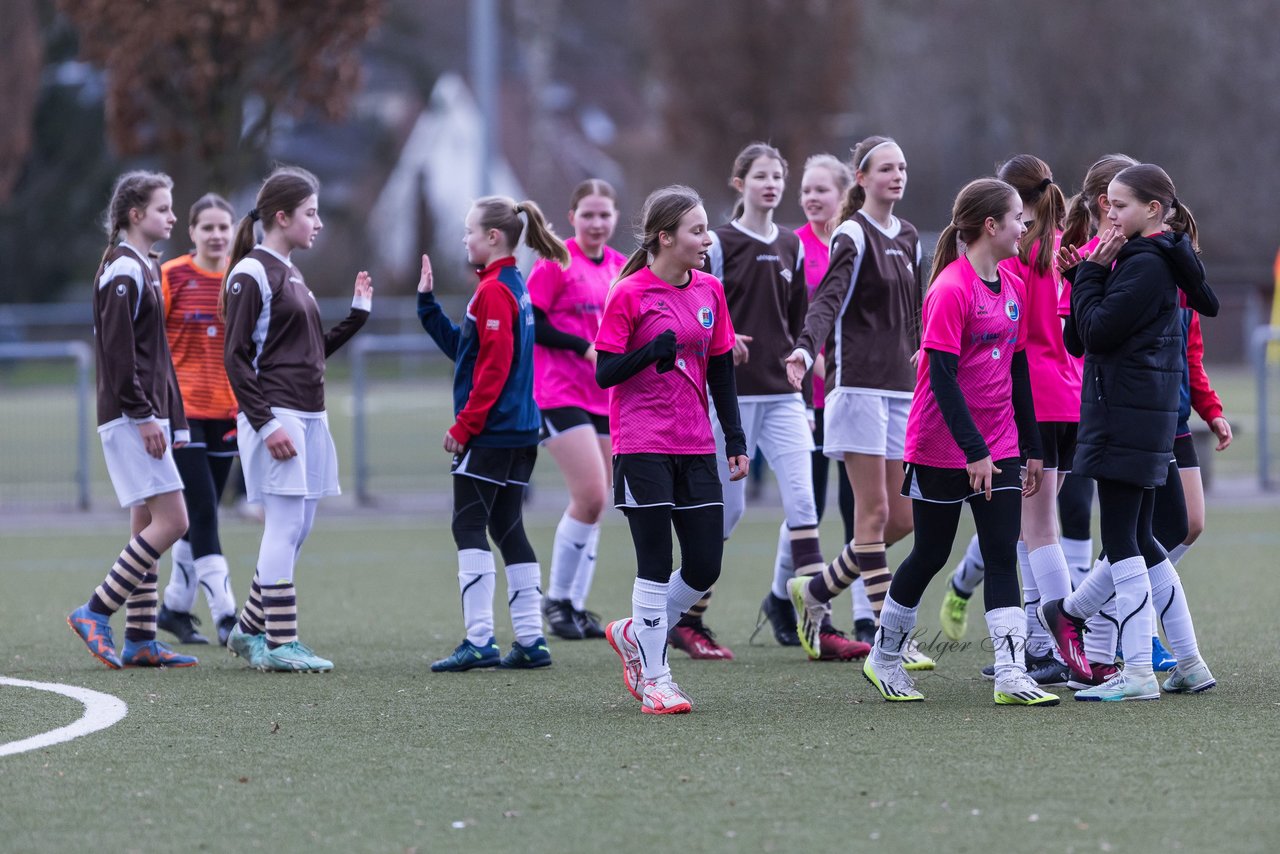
left=0, top=0, right=43, bottom=203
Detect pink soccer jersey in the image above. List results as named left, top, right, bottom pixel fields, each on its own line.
left=528, top=237, right=626, bottom=414
left=904, top=255, right=1027, bottom=469
left=795, top=222, right=829, bottom=407
left=1058, top=235, right=1101, bottom=318
left=1000, top=234, right=1080, bottom=422
left=595, top=267, right=736, bottom=455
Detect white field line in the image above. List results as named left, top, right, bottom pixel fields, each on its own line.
left=0, top=677, right=128, bottom=757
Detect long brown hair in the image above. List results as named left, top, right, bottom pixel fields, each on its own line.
left=473, top=196, right=570, bottom=267
left=99, top=171, right=173, bottom=270
left=928, top=178, right=1019, bottom=286
left=616, top=185, right=704, bottom=282
left=996, top=154, right=1065, bottom=274
left=1112, top=163, right=1199, bottom=251
left=729, top=141, right=787, bottom=220
left=220, top=165, right=319, bottom=319
left=838, top=135, right=898, bottom=222
left=1061, top=153, right=1137, bottom=250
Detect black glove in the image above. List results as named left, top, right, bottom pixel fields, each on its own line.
left=652, top=329, right=677, bottom=373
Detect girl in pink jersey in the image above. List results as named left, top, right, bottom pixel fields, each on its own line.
left=598, top=185, right=749, bottom=715
left=863, top=178, right=1057, bottom=707
left=529, top=179, right=627, bottom=641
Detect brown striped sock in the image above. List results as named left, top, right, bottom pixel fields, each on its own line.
left=854, top=543, right=891, bottom=624
left=790, top=527, right=825, bottom=577
left=678, top=589, right=713, bottom=627
left=263, top=582, right=298, bottom=649
left=89, top=535, right=160, bottom=616
left=124, top=571, right=159, bottom=642
left=807, top=543, right=860, bottom=603
left=238, top=575, right=266, bottom=635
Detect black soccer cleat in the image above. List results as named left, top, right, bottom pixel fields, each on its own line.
left=157, top=604, right=210, bottom=645
left=543, top=598, right=585, bottom=640
left=573, top=608, right=607, bottom=639
left=754, top=592, right=801, bottom=646
left=854, top=618, right=877, bottom=647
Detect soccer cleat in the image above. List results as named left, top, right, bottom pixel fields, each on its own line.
left=216, top=615, right=238, bottom=647
left=817, top=624, right=871, bottom=661
left=1067, top=661, right=1122, bottom=691
left=430, top=637, right=501, bottom=672
left=573, top=608, right=607, bottom=639
left=854, top=618, right=877, bottom=646
left=156, top=605, right=210, bottom=644
left=994, top=672, right=1061, bottom=706
left=939, top=582, right=971, bottom=641
left=498, top=637, right=552, bottom=669
left=862, top=656, right=924, bottom=702
left=981, top=663, right=997, bottom=680
left=1161, top=658, right=1216, bottom=694
left=668, top=620, right=734, bottom=660
left=606, top=619, right=643, bottom=700
left=786, top=576, right=825, bottom=659
left=1025, top=654, right=1071, bottom=687
left=1075, top=669, right=1160, bottom=702
left=227, top=625, right=268, bottom=669
left=261, top=640, right=333, bottom=673
left=752, top=592, right=801, bottom=647
left=1037, top=599, right=1091, bottom=681
left=121, top=639, right=198, bottom=667
left=543, top=598, right=585, bottom=640
left=1151, top=635, right=1177, bottom=672
left=67, top=604, right=123, bottom=669
left=641, top=680, right=692, bottom=715
left=901, top=638, right=936, bottom=671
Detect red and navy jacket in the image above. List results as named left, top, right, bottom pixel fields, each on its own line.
left=418, top=256, right=539, bottom=448
left=1176, top=306, right=1223, bottom=437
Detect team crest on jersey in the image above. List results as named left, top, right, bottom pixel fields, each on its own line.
left=697, top=306, right=714, bottom=328
left=115, top=283, right=127, bottom=296
left=780, top=268, right=793, bottom=283
left=230, top=282, right=242, bottom=295
left=1005, top=299, right=1020, bottom=321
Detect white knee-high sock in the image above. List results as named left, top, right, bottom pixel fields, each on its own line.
left=549, top=513, right=594, bottom=602
left=666, top=569, right=705, bottom=630
left=872, top=595, right=917, bottom=666
left=1027, top=544, right=1071, bottom=656
left=1083, top=596, right=1119, bottom=665
left=568, top=523, right=601, bottom=611
left=163, top=538, right=198, bottom=612
left=771, top=521, right=793, bottom=599
left=632, top=578, right=670, bottom=683
left=1065, top=556, right=1113, bottom=619
left=1017, top=541, right=1046, bottom=655
left=1167, top=542, right=1192, bottom=566
left=1148, top=559, right=1201, bottom=664
left=986, top=606, right=1029, bottom=681
left=953, top=533, right=986, bottom=595
left=851, top=578, right=874, bottom=623
left=1061, top=536, right=1094, bottom=587
left=458, top=548, right=496, bottom=645
left=195, top=553, right=237, bottom=622
left=506, top=562, right=544, bottom=645
left=1111, top=556, right=1154, bottom=675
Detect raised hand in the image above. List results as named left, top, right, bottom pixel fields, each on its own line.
left=417, top=254, right=434, bottom=294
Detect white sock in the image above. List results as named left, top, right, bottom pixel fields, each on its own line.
left=194, top=553, right=237, bottom=622
left=458, top=548, right=496, bottom=646
left=666, top=568, right=705, bottom=630
left=1148, top=559, right=1200, bottom=664
left=952, top=534, right=986, bottom=595
left=872, top=595, right=916, bottom=666
left=505, top=562, right=544, bottom=645
left=1168, top=542, right=1192, bottom=566
left=771, top=521, right=793, bottom=600
left=569, top=523, right=601, bottom=612
left=1111, top=556, right=1154, bottom=675
left=632, top=578, right=670, bottom=683
left=986, top=606, right=1028, bottom=681
left=163, top=538, right=198, bottom=612
left=1017, top=541, right=1045, bottom=655
left=851, top=577, right=874, bottom=624
left=1027, top=544, right=1071, bottom=657
left=1061, top=536, right=1094, bottom=586
left=1064, top=556, right=1113, bottom=619
left=1083, top=597, right=1118, bottom=665
left=548, top=513, right=594, bottom=603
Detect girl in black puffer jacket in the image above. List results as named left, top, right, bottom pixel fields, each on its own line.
left=1040, top=164, right=1219, bottom=702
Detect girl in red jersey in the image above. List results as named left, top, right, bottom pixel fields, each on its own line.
left=530, top=180, right=626, bottom=641
left=419, top=197, right=568, bottom=672
left=222, top=166, right=372, bottom=673
left=599, top=185, right=749, bottom=715
left=156, top=194, right=241, bottom=648
left=862, top=178, right=1056, bottom=706
left=68, top=171, right=198, bottom=670
left=784, top=136, right=935, bottom=670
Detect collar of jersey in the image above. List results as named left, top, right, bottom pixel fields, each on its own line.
left=729, top=219, right=778, bottom=244
left=475, top=256, right=517, bottom=279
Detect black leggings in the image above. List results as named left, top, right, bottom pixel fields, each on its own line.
left=1095, top=477, right=1166, bottom=567
left=623, top=505, right=724, bottom=590
left=1151, top=461, right=1189, bottom=552
left=1057, top=473, right=1094, bottom=542
left=451, top=475, right=537, bottom=565
left=173, top=445, right=233, bottom=559
left=888, top=490, right=1023, bottom=611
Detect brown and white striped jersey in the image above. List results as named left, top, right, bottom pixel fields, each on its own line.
left=93, top=242, right=187, bottom=431
left=793, top=211, right=923, bottom=397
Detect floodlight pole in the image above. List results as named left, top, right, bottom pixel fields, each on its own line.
left=470, top=0, right=499, bottom=197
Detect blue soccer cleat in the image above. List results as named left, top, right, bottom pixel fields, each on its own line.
left=227, top=625, right=268, bottom=669
left=1151, top=635, right=1177, bottom=672
left=431, top=637, right=501, bottom=672
left=121, top=638, right=198, bottom=667
left=67, top=603, right=122, bottom=669
left=498, top=637, right=552, bottom=669
left=261, top=640, right=333, bottom=673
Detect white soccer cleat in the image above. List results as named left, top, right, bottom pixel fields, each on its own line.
left=1161, top=658, right=1217, bottom=694
left=994, top=671, right=1061, bottom=706
left=786, top=576, right=826, bottom=660
left=606, top=619, right=643, bottom=701
left=641, top=679, right=693, bottom=715
left=862, top=656, right=924, bottom=702
left=901, top=637, right=936, bottom=671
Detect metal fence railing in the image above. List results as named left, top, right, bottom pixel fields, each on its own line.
left=1252, top=325, right=1280, bottom=490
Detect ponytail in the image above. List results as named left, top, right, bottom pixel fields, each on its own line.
left=1113, top=163, right=1199, bottom=252
left=98, top=170, right=173, bottom=272
left=928, top=178, right=1020, bottom=287
left=1062, top=152, right=1138, bottom=250
left=1168, top=199, right=1198, bottom=250
left=616, top=185, right=704, bottom=284
left=840, top=135, right=897, bottom=222
left=616, top=246, right=650, bottom=284
left=514, top=200, right=570, bottom=266
left=473, top=196, right=569, bottom=267
left=996, top=154, right=1065, bottom=274
left=928, top=224, right=963, bottom=287
left=1061, top=191, right=1093, bottom=252
left=836, top=183, right=866, bottom=224
left=219, top=211, right=260, bottom=320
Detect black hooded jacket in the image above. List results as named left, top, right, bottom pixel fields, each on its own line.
left=1064, top=231, right=1218, bottom=487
